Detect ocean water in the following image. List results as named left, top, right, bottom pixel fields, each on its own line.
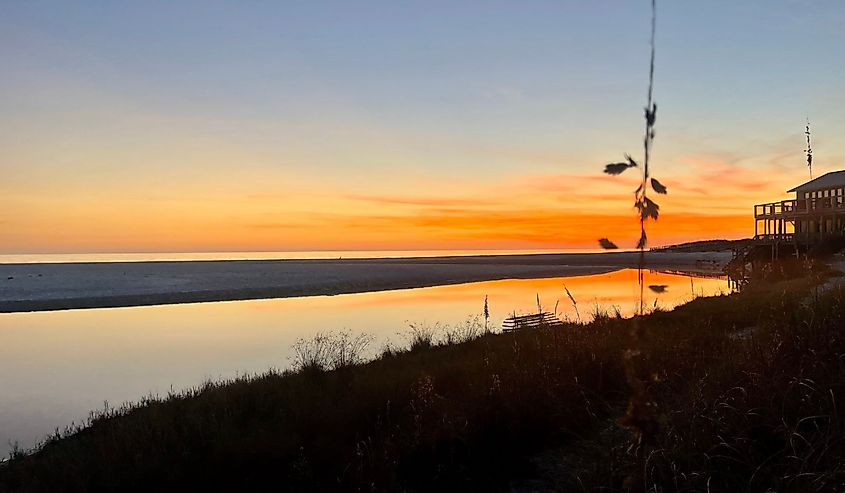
left=0, top=248, right=632, bottom=264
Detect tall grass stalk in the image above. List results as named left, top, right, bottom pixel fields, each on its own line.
left=483, top=295, right=490, bottom=332
left=564, top=284, right=580, bottom=322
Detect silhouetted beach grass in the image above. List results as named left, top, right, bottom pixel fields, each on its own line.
left=2, top=270, right=844, bottom=492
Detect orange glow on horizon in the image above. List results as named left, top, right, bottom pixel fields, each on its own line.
left=2, top=155, right=811, bottom=254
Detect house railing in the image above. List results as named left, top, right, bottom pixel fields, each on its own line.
left=754, top=197, right=845, bottom=219
left=754, top=231, right=845, bottom=242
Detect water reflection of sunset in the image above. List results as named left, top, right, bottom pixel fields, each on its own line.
left=0, top=269, right=727, bottom=455
left=299, top=268, right=729, bottom=322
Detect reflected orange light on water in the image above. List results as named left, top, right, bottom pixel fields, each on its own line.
left=304, top=268, right=729, bottom=321
left=0, top=269, right=728, bottom=455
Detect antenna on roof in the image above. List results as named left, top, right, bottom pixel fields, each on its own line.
left=805, top=118, right=813, bottom=179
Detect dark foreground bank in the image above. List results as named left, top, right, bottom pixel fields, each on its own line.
left=2, top=273, right=844, bottom=492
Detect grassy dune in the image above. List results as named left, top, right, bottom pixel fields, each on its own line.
left=2, top=274, right=844, bottom=492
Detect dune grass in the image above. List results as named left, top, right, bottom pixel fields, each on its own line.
left=2, top=274, right=844, bottom=492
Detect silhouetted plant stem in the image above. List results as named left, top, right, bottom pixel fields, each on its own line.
left=638, top=0, right=657, bottom=316
left=599, top=1, right=665, bottom=483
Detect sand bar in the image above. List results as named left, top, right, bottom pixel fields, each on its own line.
left=0, top=251, right=731, bottom=312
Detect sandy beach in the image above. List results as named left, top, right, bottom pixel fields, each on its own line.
left=0, top=251, right=731, bottom=312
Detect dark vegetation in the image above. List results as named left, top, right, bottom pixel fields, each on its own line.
left=810, top=236, right=845, bottom=257
left=651, top=238, right=752, bottom=253
left=2, top=267, right=845, bottom=492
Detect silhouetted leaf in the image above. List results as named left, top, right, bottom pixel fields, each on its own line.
left=598, top=238, right=619, bottom=249
left=651, top=178, right=667, bottom=194
left=648, top=284, right=668, bottom=293
left=639, top=197, right=659, bottom=220
left=605, top=154, right=639, bottom=175
left=604, top=162, right=633, bottom=175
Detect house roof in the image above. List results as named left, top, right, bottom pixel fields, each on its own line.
left=787, top=170, right=845, bottom=193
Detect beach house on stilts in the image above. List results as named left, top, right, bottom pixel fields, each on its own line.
left=726, top=170, right=845, bottom=286
left=754, top=170, right=845, bottom=245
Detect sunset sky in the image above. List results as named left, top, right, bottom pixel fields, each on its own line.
left=2, top=1, right=844, bottom=253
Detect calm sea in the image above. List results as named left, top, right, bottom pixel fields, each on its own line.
left=0, top=248, right=629, bottom=264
